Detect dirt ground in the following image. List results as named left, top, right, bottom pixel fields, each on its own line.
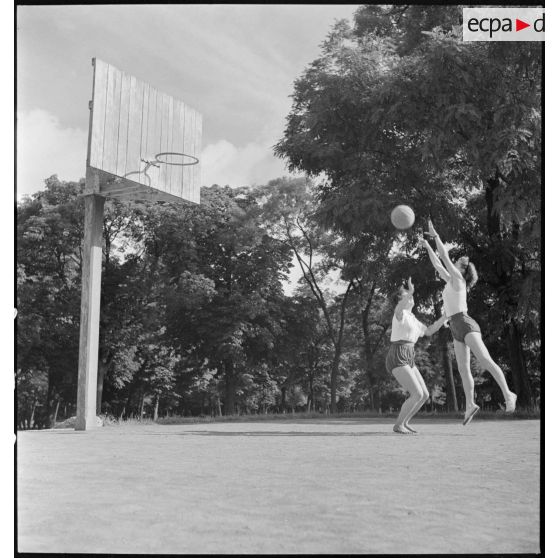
left=17, top=418, right=540, bottom=554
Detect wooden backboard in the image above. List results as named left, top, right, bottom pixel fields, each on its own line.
left=86, top=58, right=201, bottom=203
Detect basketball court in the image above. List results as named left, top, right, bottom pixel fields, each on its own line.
left=17, top=418, right=540, bottom=554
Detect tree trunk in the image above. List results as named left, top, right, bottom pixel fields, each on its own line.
left=440, top=330, right=458, bottom=412
left=485, top=176, right=533, bottom=408
left=52, top=399, right=60, bottom=425
left=280, top=386, right=287, bottom=413
left=96, top=359, right=108, bottom=415
left=224, top=361, right=236, bottom=415
left=307, top=375, right=313, bottom=413
left=30, top=399, right=37, bottom=428
left=216, top=395, right=222, bottom=417
left=43, top=380, right=56, bottom=428
left=485, top=177, right=501, bottom=238
left=153, top=394, right=159, bottom=421
left=330, top=347, right=341, bottom=414
left=124, top=389, right=134, bottom=419
left=329, top=282, right=354, bottom=414
left=367, top=385, right=374, bottom=411
left=361, top=291, right=376, bottom=412
left=139, top=392, right=145, bottom=419
left=506, top=320, right=533, bottom=407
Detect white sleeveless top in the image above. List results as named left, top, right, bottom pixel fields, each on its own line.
left=390, top=310, right=427, bottom=343
left=442, top=279, right=468, bottom=317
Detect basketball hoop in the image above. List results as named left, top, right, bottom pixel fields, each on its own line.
left=155, top=152, right=199, bottom=166
left=120, top=152, right=199, bottom=188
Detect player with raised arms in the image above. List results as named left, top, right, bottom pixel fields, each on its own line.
left=386, top=277, right=449, bottom=434
left=420, top=219, right=517, bottom=425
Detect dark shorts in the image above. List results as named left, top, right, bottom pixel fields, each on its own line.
left=385, top=341, right=415, bottom=373
left=448, top=312, right=481, bottom=343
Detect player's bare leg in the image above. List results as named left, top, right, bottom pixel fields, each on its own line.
left=402, top=367, right=429, bottom=433
left=465, top=332, right=517, bottom=412
left=392, top=365, right=425, bottom=434
left=453, top=339, right=480, bottom=425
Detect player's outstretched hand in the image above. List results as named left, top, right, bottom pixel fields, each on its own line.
left=418, top=236, right=429, bottom=249
left=407, top=276, right=414, bottom=294
left=426, top=218, right=438, bottom=238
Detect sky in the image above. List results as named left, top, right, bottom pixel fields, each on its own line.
left=17, top=4, right=358, bottom=198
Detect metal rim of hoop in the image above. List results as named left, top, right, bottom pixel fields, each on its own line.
left=154, top=152, right=199, bottom=166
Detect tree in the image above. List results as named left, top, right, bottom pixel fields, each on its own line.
left=148, top=185, right=293, bottom=415
left=275, top=7, right=541, bottom=408
left=258, top=177, right=366, bottom=413
left=272, top=294, right=329, bottom=413
left=17, top=177, right=85, bottom=427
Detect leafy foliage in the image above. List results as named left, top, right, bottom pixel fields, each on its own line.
left=274, top=6, right=541, bottom=408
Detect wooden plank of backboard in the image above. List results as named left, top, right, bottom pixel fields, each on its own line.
left=101, top=184, right=149, bottom=196
left=124, top=75, right=144, bottom=183
left=117, top=189, right=182, bottom=203
left=185, top=103, right=195, bottom=195
left=128, top=192, right=178, bottom=202
left=169, top=99, right=185, bottom=198
left=144, top=85, right=161, bottom=190
left=189, top=106, right=198, bottom=202
left=193, top=109, right=202, bottom=203
left=155, top=88, right=165, bottom=190
left=181, top=101, right=191, bottom=200
left=102, top=63, right=122, bottom=174
left=183, top=104, right=195, bottom=199
left=88, top=59, right=201, bottom=204
left=89, top=59, right=109, bottom=170
left=115, top=71, right=131, bottom=177
left=165, top=98, right=175, bottom=195
left=158, top=93, right=171, bottom=192
left=138, top=84, right=150, bottom=187
left=194, top=109, right=201, bottom=202
left=183, top=106, right=196, bottom=202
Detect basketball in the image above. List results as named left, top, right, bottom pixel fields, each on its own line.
left=390, top=205, right=415, bottom=230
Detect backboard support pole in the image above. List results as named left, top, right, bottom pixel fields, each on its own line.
left=75, top=194, right=105, bottom=430
left=74, top=58, right=202, bottom=431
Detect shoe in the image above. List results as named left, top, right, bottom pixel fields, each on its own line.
left=505, top=393, right=517, bottom=413
left=463, top=404, right=480, bottom=426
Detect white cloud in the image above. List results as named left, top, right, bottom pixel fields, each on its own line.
left=200, top=139, right=291, bottom=188
left=16, top=109, right=295, bottom=198
left=17, top=109, right=88, bottom=198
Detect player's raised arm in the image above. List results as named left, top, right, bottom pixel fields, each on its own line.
left=394, top=277, right=414, bottom=321
left=426, top=220, right=463, bottom=281
left=419, top=237, right=451, bottom=282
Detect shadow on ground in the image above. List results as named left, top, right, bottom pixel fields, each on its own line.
left=140, top=430, right=472, bottom=437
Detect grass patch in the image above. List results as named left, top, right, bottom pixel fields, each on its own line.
left=50, top=407, right=540, bottom=429
left=100, top=407, right=540, bottom=427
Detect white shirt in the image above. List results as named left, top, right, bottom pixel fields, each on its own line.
left=390, top=309, right=427, bottom=343
left=442, top=279, right=468, bottom=317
